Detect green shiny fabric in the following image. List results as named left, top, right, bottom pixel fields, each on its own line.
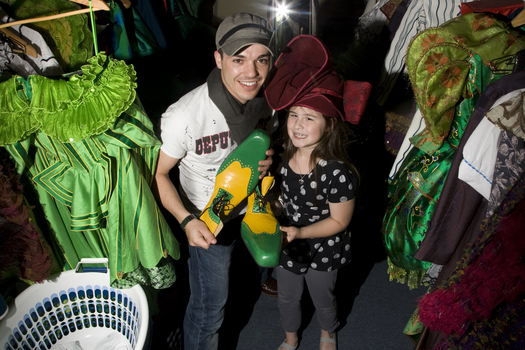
left=5, top=102, right=180, bottom=287
left=8, top=0, right=94, bottom=72
left=404, top=307, right=424, bottom=343
left=383, top=54, right=499, bottom=289
left=406, top=12, right=525, bottom=155
left=5, top=103, right=180, bottom=287
left=0, top=53, right=136, bottom=146
left=382, top=12, right=525, bottom=289
left=2, top=55, right=180, bottom=288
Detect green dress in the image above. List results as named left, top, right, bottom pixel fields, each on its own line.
left=382, top=13, right=525, bottom=289
left=0, top=53, right=180, bottom=288
left=7, top=0, right=94, bottom=72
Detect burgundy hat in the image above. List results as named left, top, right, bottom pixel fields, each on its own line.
left=265, top=35, right=372, bottom=123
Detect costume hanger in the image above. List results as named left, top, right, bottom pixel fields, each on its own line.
left=511, top=8, right=525, bottom=27
left=0, top=0, right=110, bottom=29
left=72, top=0, right=110, bottom=11
left=0, top=27, right=38, bottom=58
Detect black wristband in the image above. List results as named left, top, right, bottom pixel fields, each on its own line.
left=180, top=214, right=197, bottom=230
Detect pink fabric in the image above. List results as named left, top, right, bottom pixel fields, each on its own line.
left=0, top=152, right=53, bottom=282
left=417, top=199, right=525, bottom=334
left=343, top=80, right=373, bottom=124
left=461, top=0, right=523, bottom=16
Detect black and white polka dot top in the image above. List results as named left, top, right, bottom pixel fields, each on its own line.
left=279, top=159, right=356, bottom=274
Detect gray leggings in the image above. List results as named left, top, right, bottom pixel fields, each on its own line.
left=276, top=267, right=339, bottom=334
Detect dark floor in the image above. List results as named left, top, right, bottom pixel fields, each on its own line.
left=149, top=225, right=426, bottom=350
left=235, top=260, right=426, bottom=350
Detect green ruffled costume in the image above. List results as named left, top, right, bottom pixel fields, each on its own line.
left=6, top=0, right=94, bottom=72
left=382, top=13, right=525, bottom=289
left=0, top=53, right=180, bottom=288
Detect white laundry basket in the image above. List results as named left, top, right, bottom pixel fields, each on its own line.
left=0, top=258, right=149, bottom=350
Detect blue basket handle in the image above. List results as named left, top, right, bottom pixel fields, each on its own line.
left=75, top=258, right=109, bottom=274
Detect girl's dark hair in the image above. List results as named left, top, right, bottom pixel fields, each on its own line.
left=282, top=112, right=360, bottom=184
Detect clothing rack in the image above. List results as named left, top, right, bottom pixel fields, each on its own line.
left=0, top=0, right=109, bottom=29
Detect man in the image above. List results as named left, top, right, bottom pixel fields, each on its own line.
left=155, top=13, right=277, bottom=350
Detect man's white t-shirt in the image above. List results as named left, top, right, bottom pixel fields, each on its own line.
left=160, top=82, right=238, bottom=214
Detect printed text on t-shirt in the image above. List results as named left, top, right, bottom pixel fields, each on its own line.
left=195, top=131, right=232, bottom=154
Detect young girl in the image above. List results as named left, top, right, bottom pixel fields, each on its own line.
left=265, top=35, right=369, bottom=350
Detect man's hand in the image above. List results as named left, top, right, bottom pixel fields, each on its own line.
left=258, top=148, right=274, bottom=179
left=185, top=219, right=217, bottom=249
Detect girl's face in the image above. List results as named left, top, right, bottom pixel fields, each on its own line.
left=287, top=106, right=328, bottom=152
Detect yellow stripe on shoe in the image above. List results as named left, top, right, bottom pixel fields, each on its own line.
left=199, top=129, right=270, bottom=236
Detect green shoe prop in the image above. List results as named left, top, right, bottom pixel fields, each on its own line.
left=199, top=129, right=271, bottom=236
left=241, top=175, right=282, bottom=267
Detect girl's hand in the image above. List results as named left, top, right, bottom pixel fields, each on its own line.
left=280, top=225, right=301, bottom=248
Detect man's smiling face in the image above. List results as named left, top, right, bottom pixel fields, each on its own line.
left=214, top=44, right=271, bottom=104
